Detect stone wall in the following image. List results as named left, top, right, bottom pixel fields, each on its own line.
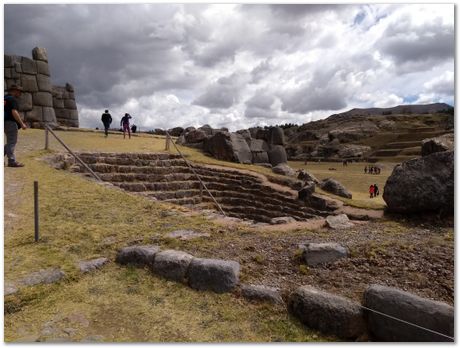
left=4, top=47, right=79, bottom=128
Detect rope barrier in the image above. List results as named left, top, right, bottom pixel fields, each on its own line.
left=359, top=304, right=454, bottom=341
left=164, top=132, right=226, bottom=217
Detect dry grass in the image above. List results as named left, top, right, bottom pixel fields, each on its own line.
left=4, top=128, right=328, bottom=342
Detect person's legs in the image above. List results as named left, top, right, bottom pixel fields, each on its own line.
left=4, top=121, right=18, bottom=164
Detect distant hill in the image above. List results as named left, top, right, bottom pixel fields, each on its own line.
left=284, top=103, right=454, bottom=163
left=327, top=103, right=453, bottom=121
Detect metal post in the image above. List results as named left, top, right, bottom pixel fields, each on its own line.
left=45, top=128, right=49, bottom=150
left=34, top=181, right=39, bottom=242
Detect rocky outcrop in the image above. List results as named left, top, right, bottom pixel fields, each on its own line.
left=4, top=47, right=79, bottom=128
left=272, top=163, right=296, bottom=176
left=364, top=285, right=454, bottom=342
left=421, top=133, right=454, bottom=156
left=383, top=150, right=454, bottom=214
left=203, top=131, right=252, bottom=164
left=320, top=178, right=353, bottom=199
left=338, top=144, right=371, bottom=158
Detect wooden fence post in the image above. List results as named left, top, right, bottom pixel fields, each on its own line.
left=34, top=181, right=39, bottom=242
left=45, top=128, right=49, bottom=150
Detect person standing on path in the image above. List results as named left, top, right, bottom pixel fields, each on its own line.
left=101, top=109, right=112, bottom=137
left=369, top=184, right=375, bottom=198
left=120, top=113, right=132, bottom=139
left=4, top=85, right=27, bottom=167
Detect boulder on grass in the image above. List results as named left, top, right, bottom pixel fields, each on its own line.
left=383, top=150, right=453, bottom=214
left=241, top=284, right=284, bottom=305
left=115, top=245, right=160, bottom=268
left=301, top=242, right=349, bottom=266
left=363, top=284, right=454, bottom=342
left=272, top=163, right=296, bottom=176
left=152, top=250, right=194, bottom=283
left=320, top=178, right=352, bottom=199
left=326, top=214, right=354, bottom=229
left=187, top=258, right=240, bottom=293
left=288, top=285, right=366, bottom=339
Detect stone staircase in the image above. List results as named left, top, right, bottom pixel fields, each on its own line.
left=59, top=152, right=327, bottom=223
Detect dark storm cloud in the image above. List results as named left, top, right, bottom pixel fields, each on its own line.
left=378, top=20, right=454, bottom=66
left=244, top=91, right=277, bottom=119
left=192, top=72, right=247, bottom=109
left=5, top=4, right=197, bottom=109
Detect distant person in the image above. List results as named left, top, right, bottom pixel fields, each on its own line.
left=4, top=85, right=27, bottom=167
left=120, top=113, right=132, bottom=139
left=131, top=124, right=137, bottom=133
left=369, top=166, right=374, bottom=174
left=369, top=184, right=375, bottom=198
left=101, top=109, right=112, bottom=137
left=374, top=183, right=379, bottom=196
left=364, top=166, right=368, bottom=174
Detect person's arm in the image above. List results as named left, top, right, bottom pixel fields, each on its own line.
left=12, top=109, right=27, bottom=129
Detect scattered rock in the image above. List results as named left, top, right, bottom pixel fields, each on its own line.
left=4, top=283, right=18, bottom=296
left=288, top=285, right=366, bottom=339
left=166, top=229, right=210, bottom=240
left=383, top=150, right=453, bottom=214
left=320, top=178, right=352, bottom=199
left=304, top=193, right=343, bottom=211
left=301, top=242, right=349, bottom=266
left=297, top=169, right=320, bottom=184
left=272, top=163, right=296, bottom=176
left=187, top=258, right=240, bottom=293
left=326, top=214, right=354, bottom=229
left=152, top=250, right=194, bottom=283
left=115, top=245, right=160, bottom=268
left=421, top=133, right=454, bottom=156
left=270, top=216, right=296, bottom=225
left=19, top=268, right=65, bottom=286
left=241, top=284, right=284, bottom=305
left=364, top=284, right=454, bottom=342
left=78, top=257, right=109, bottom=273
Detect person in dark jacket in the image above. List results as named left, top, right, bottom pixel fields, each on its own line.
left=101, top=109, right=112, bottom=137
left=4, top=85, right=27, bottom=167
left=120, top=113, right=132, bottom=139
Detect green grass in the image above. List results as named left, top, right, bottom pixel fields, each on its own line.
left=288, top=160, right=394, bottom=209
left=4, top=128, right=328, bottom=342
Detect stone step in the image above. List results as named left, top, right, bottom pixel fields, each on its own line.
left=383, top=141, right=421, bottom=149
left=372, top=149, right=402, bottom=157
left=77, top=152, right=183, bottom=161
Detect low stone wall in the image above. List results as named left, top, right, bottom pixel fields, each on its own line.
left=4, top=47, right=79, bottom=128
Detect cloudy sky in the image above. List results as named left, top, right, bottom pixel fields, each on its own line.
left=4, top=3, right=454, bottom=131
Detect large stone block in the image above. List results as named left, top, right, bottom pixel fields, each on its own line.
left=249, top=138, right=269, bottom=152
left=4, top=68, right=19, bottom=79
left=268, top=126, right=285, bottom=145
left=55, top=108, right=70, bottom=119
left=42, top=107, right=57, bottom=123
left=64, top=98, right=77, bottom=110
left=252, top=151, right=269, bottom=164
left=36, top=61, right=50, bottom=76
left=272, top=163, right=296, bottom=176
left=6, top=78, right=21, bottom=90
left=19, top=268, right=65, bottom=286
left=21, top=75, right=38, bottom=92
left=204, top=132, right=252, bottom=164
left=69, top=110, right=79, bottom=120
left=25, top=106, right=43, bottom=122
left=32, top=47, right=48, bottom=62
left=17, top=92, right=33, bottom=112
left=37, top=74, right=52, bottom=92
left=53, top=98, right=65, bottom=109
left=241, top=284, right=284, bottom=305
left=268, top=145, right=287, bottom=166
left=288, top=285, right=366, bottom=339
left=4, top=54, right=20, bottom=68
left=152, top=250, right=194, bottom=283
left=115, top=245, right=160, bottom=268
left=32, top=92, right=53, bottom=107
left=363, top=285, right=454, bottom=342
left=421, top=133, right=454, bottom=156
left=187, top=258, right=240, bottom=293
left=21, top=57, right=37, bottom=74
left=14, top=62, right=22, bottom=73
left=325, top=214, right=354, bottom=229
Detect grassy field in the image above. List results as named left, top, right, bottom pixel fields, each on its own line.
left=4, top=128, right=332, bottom=342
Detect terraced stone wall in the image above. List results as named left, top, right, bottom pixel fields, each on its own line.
left=4, top=47, right=79, bottom=128
left=53, top=152, right=334, bottom=223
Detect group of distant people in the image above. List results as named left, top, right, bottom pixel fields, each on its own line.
left=101, top=110, right=137, bottom=139
left=364, top=165, right=381, bottom=175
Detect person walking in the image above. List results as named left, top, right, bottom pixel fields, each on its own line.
left=374, top=183, right=379, bottom=196
left=364, top=166, right=368, bottom=174
left=369, top=184, right=375, bottom=198
left=120, top=113, right=132, bottom=139
left=101, top=109, right=112, bottom=137
left=4, top=85, right=27, bottom=167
